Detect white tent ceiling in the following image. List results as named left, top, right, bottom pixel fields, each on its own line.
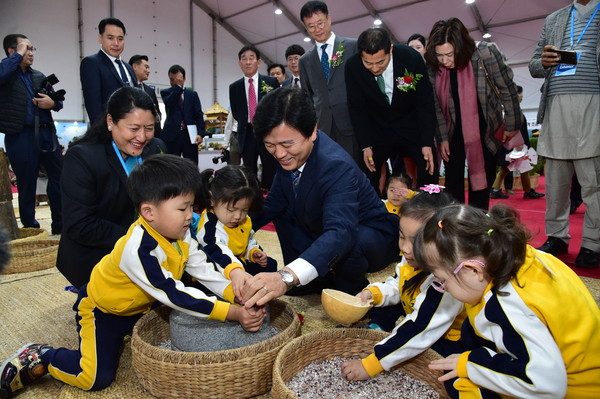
left=193, top=0, right=572, bottom=116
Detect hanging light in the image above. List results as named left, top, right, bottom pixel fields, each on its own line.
left=465, top=0, right=475, bottom=4
left=373, top=18, right=382, bottom=26
left=303, top=36, right=311, bottom=42
left=482, top=32, right=491, bottom=39
left=274, top=8, right=283, bottom=15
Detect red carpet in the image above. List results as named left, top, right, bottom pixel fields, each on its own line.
left=259, top=176, right=599, bottom=279
left=489, top=175, right=599, bottom=279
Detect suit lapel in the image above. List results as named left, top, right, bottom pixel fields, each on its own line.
left=99, top=51, right=123, bottom=85
left=327, top=36, right=343, bottom=82
left=106, top=142, right=129, bottom=185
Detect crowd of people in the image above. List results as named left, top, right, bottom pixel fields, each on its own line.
left=0, top=1, right=599, bottom=398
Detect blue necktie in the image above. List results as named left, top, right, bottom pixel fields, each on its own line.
left=320, top=44, right=329, bottom=81
left=291, top=170, right=301, bottom=196
left=115, top=59, right=130, bottom=86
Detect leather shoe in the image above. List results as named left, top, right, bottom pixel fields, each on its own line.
left=538, top=237, right=568, bottom=255
left=574, top=248, right=599, bottom=269
left=523, top=189, right=545, bottom=199
left=490, top=189, right=509, bottom=199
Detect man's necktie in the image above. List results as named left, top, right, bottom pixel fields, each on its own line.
left=114, top=59, right=130, bottom=86
left=294, top=77, right=299, bottom=87
left=376, top=75, right=389, bottom=104
left=320, top=44, right=329, bottom=81
left=248, top=78, right=257, bottom=123
left=291, top=169, right=301, bottom=196
left=179, top=93, right=185, bottom=130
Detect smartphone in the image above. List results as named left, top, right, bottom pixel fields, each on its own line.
left=551, top=49, right=578, bottom=65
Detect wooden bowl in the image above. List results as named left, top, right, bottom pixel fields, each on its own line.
left=321, top=288, right=372, bottom=325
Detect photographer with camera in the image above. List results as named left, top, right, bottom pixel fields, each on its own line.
left=0, top=34, right=64, bottom=234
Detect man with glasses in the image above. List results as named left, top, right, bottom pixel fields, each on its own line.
left=0, top=34, right=63, bottom=235
left=282, top=44, right=305, bottom=88
left=298, top=1, right=362, bottom=166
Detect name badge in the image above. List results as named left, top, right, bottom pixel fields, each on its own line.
left=555, top=52, right=582, bottom=76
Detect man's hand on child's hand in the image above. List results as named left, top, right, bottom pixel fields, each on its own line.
left=252, top=251, right=268, bottom=267
left=229, top=267, right=251, bottom=301
left=428, top=353, right=460, bottom=382
left=228, top=304, right=266, bottom=332
left=341, top=359, right=370, bottom=381
left=356, top=290, right=372, bottom=305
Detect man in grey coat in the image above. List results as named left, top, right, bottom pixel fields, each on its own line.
left=529, top=0, right=600, bottom=269
left=298, top=1, right=361, bottom=165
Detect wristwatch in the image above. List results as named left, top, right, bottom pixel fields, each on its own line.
left=277, top=270, right=295, bottom=290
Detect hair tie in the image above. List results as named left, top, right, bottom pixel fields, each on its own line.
left=438, top=220, right=443, bottom=229
left=487, top=229, right=494, bottom=236
left=208, top=169, right=216, bottom=184
left=420, top=184, right=445, bottom=194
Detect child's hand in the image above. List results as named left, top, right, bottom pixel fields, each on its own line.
left=341, top=359, right=370, bottom=381
left=252, top=251, right=268, bottom=267
left=227, top=304, right=266, bottom=332
left=356, top=290, right=373, bottom=306
left=229, top=267, right=251, bottom=301
left=428, top=353, right=460, bottom=382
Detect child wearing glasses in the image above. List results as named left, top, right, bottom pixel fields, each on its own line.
left=342, top=187, right=467, bottom=382
left=414, top=204, right=600, bottom=399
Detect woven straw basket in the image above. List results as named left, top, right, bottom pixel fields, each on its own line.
left=13, top=227, right=48, bottom=243
left=271, top=328, right=451, bottom=399
left=3, top=238, right=58, bottom=274
left=131, top=299, right=301, bottom=399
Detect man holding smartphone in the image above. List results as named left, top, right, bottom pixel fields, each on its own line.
left=529, top=0, right=600, bottom=269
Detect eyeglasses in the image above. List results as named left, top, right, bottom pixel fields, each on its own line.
left=305, top=19, right=327, bottom=32
left=431, top=259, right=486, bottom=293
left=287, top=56, right=300, bottom=63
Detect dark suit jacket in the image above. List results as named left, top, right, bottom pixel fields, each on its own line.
left=299, top=36, right=357, bottom=137
left=282, top=76, right=301, bottom=88
left=80, top=51, right=138, bottom=124
left=160, top=85, right=205, bottom=144
left=346, top=44, right=436, bottom=151
left=56, top=138, right=166, bottom=288
left=252, top=131, right=397, bottom=276
left=228, top=74, right=279, bottom=152
left=141, top=82, right=162, bottom=137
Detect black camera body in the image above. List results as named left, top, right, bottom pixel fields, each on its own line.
left=212, top=149, right=230, bottom=164
left=36, top=73, right=66, bottom=102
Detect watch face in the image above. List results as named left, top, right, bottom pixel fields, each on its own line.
left=280, top=270, right=294, bottom=285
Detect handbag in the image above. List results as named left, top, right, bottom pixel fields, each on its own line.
left=478, top=48, right=524, bottom=150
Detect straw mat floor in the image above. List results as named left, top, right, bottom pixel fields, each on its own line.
left=1, top=228, right=599, bottom=398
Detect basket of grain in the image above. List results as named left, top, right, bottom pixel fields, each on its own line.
left=12, top=227, right=48, bottom=243
left=131, top=299, right=301, bottom=399
left=271, top=328, right=451, bottom=399
left=2, top=238, right=58, bottom=274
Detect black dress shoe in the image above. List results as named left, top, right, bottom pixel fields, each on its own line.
left=523, top=189, right=545, bottom=199
left=574, top=248, right=599, bottom=269
left=538, top=237, right=568, bottom=255
left=490, top=189, right=509, bottom=199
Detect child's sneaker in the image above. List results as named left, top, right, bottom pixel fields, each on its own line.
left=0, top=343, right=51, bottom=399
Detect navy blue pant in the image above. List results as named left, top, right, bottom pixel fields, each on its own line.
left=4, top=126, right=62, bottom=231
left=41, top=285, right=142, bottom=391
left=164, top=130, right=199, bottom=166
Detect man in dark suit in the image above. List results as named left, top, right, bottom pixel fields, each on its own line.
left=346, top=28, right=438, bottom=192
left=80, top=18, right=137, bottom=124
left=229, top=45, right=279, bottom=190
left=160, top=64, right=205, bottom=166
left=240, top=88, right=400, bottom=306
left=282, top=44, right=305, bottom=88
left=298, top=1, right=361, bottom=164
left=129, top=54, right=162, bottom=137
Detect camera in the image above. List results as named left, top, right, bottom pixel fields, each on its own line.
left=212, top=149, right=230, bottom=164
left=35, top=74, right=66, bottom=102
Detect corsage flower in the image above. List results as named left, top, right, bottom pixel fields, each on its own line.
left=260, top=81, right=274, bottom=93
left=329, top=43, right=345, bottom=68
left=396, top=68, right=423, bottom=92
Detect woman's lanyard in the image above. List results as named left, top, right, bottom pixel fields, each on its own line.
left=111, top=141, right=142, bottom=176
left=570, top=4, right=600, bottom=49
